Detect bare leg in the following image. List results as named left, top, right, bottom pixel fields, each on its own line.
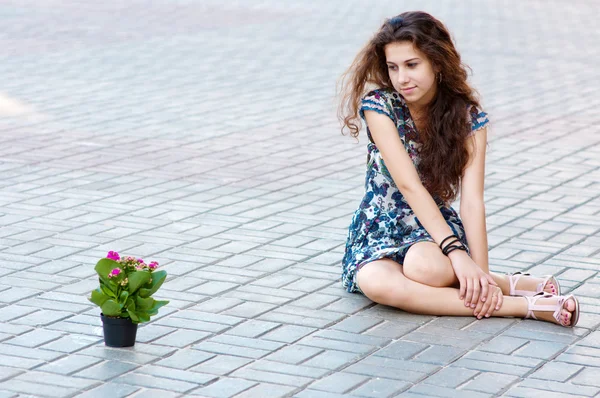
left=356, top=258, right=576, bottom=325
left=402, top=242, right=556, bottom=295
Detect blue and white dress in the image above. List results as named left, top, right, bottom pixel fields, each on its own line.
left=341, top=88, right=489, bottom=294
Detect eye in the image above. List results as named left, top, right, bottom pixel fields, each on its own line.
left=387, top=65, right=397, bottom=71
left=407, top=62, right=418, bottom=68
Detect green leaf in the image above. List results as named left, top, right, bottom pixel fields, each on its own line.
left=147, top=300, right=169, bottom=316
left=89, top=288, right=110, bottom=307
left=126, top=297, right=136, bottom=312
left=135, top=296, right=155, bottom=310
left=119, top=291, right=129, bottom=304
left=101, top=299, right=122, bottom=317
left=95, top=258, right=121, bottom=284
left=135, top=311, right=151, bottom=323
left=127, top=309, right=139, bottom=322
left=128, top=271, right=151, bottom=294
left=139, top=270, right=167, bottom=298
left=100, top=283, right=117, bottom=299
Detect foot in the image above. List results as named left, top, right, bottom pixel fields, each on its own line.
left=525, top=293, right=579, bottom=327
left=507, top=272, right=560, bottom=296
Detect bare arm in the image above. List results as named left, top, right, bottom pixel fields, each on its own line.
left=460, top=127, right=489, bottom=273
left=364, top=111, right=456, bottom=244
left=364, top=111, right=496, bottom=307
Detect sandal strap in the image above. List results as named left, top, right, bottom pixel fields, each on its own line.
left=525, top=293, right=571, bottom=325
left=509, top=272, right=533, bottom=296
left=509, top=272, right=558, bottom=297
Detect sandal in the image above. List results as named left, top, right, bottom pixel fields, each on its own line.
left=525, top=292, right=580, bottom=327
left=508, top=271, right=561, bottom=297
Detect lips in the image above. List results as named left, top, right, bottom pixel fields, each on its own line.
left=401, top=87, right=416, bottom=94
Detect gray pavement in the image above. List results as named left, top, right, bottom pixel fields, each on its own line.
left=0, top=0, right=599, bottom=397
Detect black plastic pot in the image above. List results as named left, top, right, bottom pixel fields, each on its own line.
left=100, top=313, right=138, bottom=347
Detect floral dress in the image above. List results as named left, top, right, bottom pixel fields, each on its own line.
left=341, top=88, right=489, bottom=294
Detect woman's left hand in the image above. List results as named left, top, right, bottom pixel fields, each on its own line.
left=473, top=284, right=503, bottom=319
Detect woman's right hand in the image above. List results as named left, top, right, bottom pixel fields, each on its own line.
left=448, top=250, right=497, bottom=308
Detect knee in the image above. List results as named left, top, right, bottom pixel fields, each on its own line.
left=356, top=262, right=411, bottom=305
left=403, top=245, right=455, bottom=287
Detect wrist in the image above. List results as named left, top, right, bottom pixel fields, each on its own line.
left=448, top=249, right=470, bottom=262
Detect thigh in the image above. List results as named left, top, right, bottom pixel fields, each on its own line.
left=356, top=258, right=409, bottom=305
left=403, top=241, right=457, bottom=287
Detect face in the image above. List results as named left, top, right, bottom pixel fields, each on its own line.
left=384, top=41, right=437, bottom=108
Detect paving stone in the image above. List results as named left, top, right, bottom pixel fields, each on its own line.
left=329, top=316, right=383, bottom=333
left=190, top=355, right=253, bottom=376
left=75, top=382, right=141, bottom=398
left=373, top=341, right=428, bottom=359
left=293, top=391, right=349, bottom=398
left=296, top=336, right=375, bottom=355
left=363, top=321, right=420, bottom=339
left=0, top=379, right=78, bottom=398
left=301, top=349, right=360, bottom=370
left=348, top=377, right=410, bottom=397
left=234, top=382, right=297, bottom=398
left=249, top=360, right=330, bottom=379
left=0, top=344, right=64, bottom=362
left=512, top=379, right=599, bottom=397
left=408, top=384, right=491, bottom=398
left=308, top=372, right=369, bottom=394
left=231, top=367, right=314, bottom=388
left=38, top=354, right=103, bottom=375
left=478, top=335, right=529, bottom=354
left=74, top=360, right=139, bottom=381
left=155, top=349, right=215, bottom=370
left=77, top=346, right=158, bottom=365
left=261, top=325, right=316, bottom=343
left=113, top=373, right=199, bottom=393
left=0, top=367, right=23, bottom=382
left=128, top=389, right=181, bottom=398
left=422, top=367, right=479, bottom=388
left=4, top=329, right=64, bottom=348
left=225, top=320, right=281, bottom=338
left=345, top=356, right=437, bottom=383
left=570, top=367, right=600, bottom=387
left=222, top=302, right=278, bottom=318
left=462, top=372, right=519, bottom=394
left=14, top=371, right=98, bottom=389
left=153, top=329, right=211, bottom=348
left=191, top=378, right=257, bottom=398
left=530, top=361, right=583, bottom=382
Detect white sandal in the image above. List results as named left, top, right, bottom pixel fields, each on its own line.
left=525, top=292, right=580, bottom=328
left=508, top=272, right=561, bottom=297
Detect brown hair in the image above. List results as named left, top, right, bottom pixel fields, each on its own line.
left=338, top=11, right=482, bottom=202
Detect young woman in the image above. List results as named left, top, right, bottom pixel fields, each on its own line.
left=339, top=11, right=579, bottom=327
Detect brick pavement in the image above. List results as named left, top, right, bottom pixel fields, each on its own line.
left=0, top=0, right=599, bottom=397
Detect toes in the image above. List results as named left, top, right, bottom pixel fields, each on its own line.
left=561, top=309, right=572, bottom=326
left=565, top=298, right=576, bottom=312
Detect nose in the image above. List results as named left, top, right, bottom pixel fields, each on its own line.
left=397, top=70, right=410, bottom=85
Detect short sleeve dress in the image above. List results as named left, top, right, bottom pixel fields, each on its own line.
left=341, top=88, right=490, bottom=294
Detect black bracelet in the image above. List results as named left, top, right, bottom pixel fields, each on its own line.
left=443, top=244, right=467, bottom=256
left=439, top=235, right=459, bottom=250
left=441, top=237, right=461, bottom=251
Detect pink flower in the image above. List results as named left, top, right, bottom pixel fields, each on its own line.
left=106, top=251, right=120, bottom=261
left=148, top=261, right=158, bottom=270
left=110, top=268, right=121, bottom=277
left=137, top=258, right=145, bottom=264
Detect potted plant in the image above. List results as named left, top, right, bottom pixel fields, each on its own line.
left=89, top=251, right=169, bottom=347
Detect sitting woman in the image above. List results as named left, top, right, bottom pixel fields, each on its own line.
left=339, top=11, right=579, bottom=327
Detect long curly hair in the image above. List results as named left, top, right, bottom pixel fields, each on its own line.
left=338, top=11, right=482, bottom=203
